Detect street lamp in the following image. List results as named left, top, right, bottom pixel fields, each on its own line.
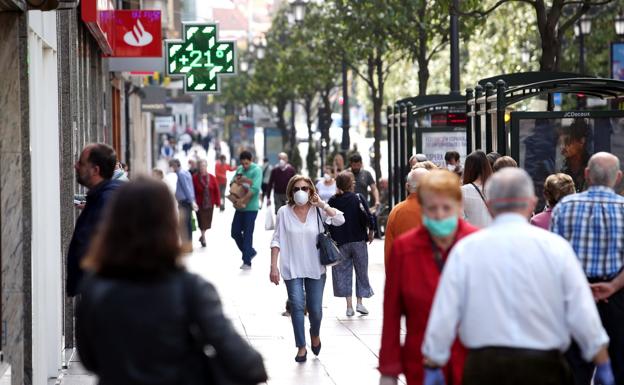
left=256, top=38, right=266, bottom=60
left=616, top=12, right=624, bottom=37
left=574, top=15, right=591, bottom=75
left=240, top=60, right=249, bottom=73
left=521, top=47, right=530, bottom=64
left=289, top=0, right=308, bottom=23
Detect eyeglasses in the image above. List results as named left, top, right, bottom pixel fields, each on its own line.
left=293, top=186, right=310, bottom=192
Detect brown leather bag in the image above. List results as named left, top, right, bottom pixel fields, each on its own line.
left=227, top=183, right=249, bottom=209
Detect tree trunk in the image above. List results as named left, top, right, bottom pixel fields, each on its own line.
left=276, top=100, right=288, bottom=148
left=417, top=2, right=429, bottom=96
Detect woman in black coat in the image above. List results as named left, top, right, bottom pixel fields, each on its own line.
left=76, top=178, right=267, bottom=385
left=328, top=171, right=375, bottom=318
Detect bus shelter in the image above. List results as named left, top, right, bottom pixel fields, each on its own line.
left=466, top=72, right=624, bottom=210
left=386, top=94, right=466, bottom=208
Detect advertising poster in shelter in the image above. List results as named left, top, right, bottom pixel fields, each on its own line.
left=513, top=111, right=624, bottom=210
left=612, top=42, right=624, bottom=81
left=421, top=131, right=467, bottom=167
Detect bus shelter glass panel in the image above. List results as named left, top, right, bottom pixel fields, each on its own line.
left=511, top=111, right=624, bottom=211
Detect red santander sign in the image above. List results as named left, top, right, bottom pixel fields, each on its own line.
left=111, top=10, right=162, bottom=57
left=82, top=0, right=162, bottom=58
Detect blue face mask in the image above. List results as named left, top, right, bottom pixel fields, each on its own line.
left=422, top=215, right=458, bottom=237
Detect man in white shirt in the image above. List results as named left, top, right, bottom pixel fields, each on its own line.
left=421, top=168, right=614, bottom=385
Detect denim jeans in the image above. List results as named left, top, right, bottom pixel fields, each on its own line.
left=178, top=201, right=193, bottom=242
left=231, top=210, right=258, bottom=265
left=284, top=274, right=326, bottom=348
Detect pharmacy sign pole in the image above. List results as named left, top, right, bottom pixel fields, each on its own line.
left=166, top=23, right=236, bottom=93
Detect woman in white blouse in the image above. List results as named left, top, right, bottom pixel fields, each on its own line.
left=270, top=175, right=345, bottom=363
left=316, top=165, right=337, bottom=202
left=461, top=150, right=493, bottom=228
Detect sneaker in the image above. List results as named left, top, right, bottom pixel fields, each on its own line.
left=356, top=303, right=369, bottom=315
left=240, top=263, right=251, bottom=270
left=346, top=307, right=355, bottom=317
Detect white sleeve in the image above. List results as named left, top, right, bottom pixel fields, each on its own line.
left=421, top=245, right=465, bottom=365
left=560, top=242, right=609, bottom=361
left=318, top=204, right=345, bottom=227
left=270, top=209, right=282, bottom=249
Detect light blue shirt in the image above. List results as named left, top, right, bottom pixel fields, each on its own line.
left=175, top=169, right=195, bottom=203
left=422, top=213, right=608, bottom=364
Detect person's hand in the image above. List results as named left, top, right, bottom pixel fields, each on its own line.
left=192, top=202, right=199, bottom=211
left=74, top=202, right=86, bottom=210
left=379, top=375, right=398, bottom=385
left=595, top=360, right=615, bottom=385
left=310, top=194, right=325, bottom=208
left=270, top=266, right=280, bottom=285
left=591, top=282, right=617, bottom=302
left=423, top=368, right=446, bottom=385
left=371, top=202, right=380, bottom=213
left=368, top=229, right=375, bottom=244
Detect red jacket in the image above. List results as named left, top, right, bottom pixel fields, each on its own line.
left=192, top=173, right=221, bottom=209
left=379, top=219, right=478, bottom=385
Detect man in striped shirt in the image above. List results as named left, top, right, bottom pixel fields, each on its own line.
left=551, top=152, right=624, bottom=385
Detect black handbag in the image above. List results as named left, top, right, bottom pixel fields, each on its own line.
left=183, top=275, right=261, bottom=385
left=315, top=207, right=343, bottom=266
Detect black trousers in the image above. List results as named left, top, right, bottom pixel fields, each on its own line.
left=464, top=347, right=573, bottom=385
left=566, top=286, right=624, bottom=385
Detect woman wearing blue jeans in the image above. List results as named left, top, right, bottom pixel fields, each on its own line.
left=270, top=175, right=345, bottom=362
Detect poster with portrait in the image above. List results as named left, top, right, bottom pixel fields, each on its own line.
left=511, top=111, right=624, bottom=211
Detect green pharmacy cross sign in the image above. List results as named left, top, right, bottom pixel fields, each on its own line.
left=166, top=23, right=236, bottom=94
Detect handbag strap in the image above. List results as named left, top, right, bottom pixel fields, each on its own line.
left=315, top=207, right=329, bottom=234
left=471, top=183, right=487, bottom=204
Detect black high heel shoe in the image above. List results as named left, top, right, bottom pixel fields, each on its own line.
left=295, top=350, right=307, bottom=363
left=311, top=341, right=321, bottom=356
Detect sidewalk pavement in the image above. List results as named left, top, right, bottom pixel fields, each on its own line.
left=58, top=204, right=403, bottom=385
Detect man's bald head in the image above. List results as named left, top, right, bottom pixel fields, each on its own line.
left=278, top=152, right=289, bottom=162
left=586, top=152, right=622, bottom=188
left=406, top=168, right=429, bottom=193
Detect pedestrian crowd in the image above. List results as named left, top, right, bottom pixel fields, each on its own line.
left=64, top=140, right=622, bottom=385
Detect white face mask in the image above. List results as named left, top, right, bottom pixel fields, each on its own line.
left=279, top=159, right=287, bottom=168
left=446, top=164, right=455, bottom=171
left=324, top=173, right=331, bottom=181
left=294, top=190, right=309, bottom=206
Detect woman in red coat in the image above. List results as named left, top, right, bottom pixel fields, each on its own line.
left=379, top=170, right=479, bottom=385
left=192, top=159, right=221, bottom=247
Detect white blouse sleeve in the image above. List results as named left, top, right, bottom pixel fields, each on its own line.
left=321, top=206, right=345, bottom=226
left=270, top=208, right=282, bottom=249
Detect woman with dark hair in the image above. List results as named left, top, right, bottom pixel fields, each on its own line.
left=461, top=150, right=493, bottom=228
left=328, top=171, right=375, bottom=317
left=77, top=178, right=267, bottom=385
left=270, top=175, right=345, bottom=362
left=559, top=119, right=592, bottom=192
left=192, top=159, right=221, bottom=247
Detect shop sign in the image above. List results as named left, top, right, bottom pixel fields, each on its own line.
left=81, top=0, right=115, bottom=55
left=111, top=10, right=162, bottom=57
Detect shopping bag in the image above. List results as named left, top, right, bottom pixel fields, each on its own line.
left=191, top=211, right=197, bottom=232
left=264, top=208, right=275, bottom=231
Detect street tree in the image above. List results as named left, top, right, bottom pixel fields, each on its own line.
left=329, top=0, right=401, bottom=181
left=458, top=0, right=617, bottom=72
